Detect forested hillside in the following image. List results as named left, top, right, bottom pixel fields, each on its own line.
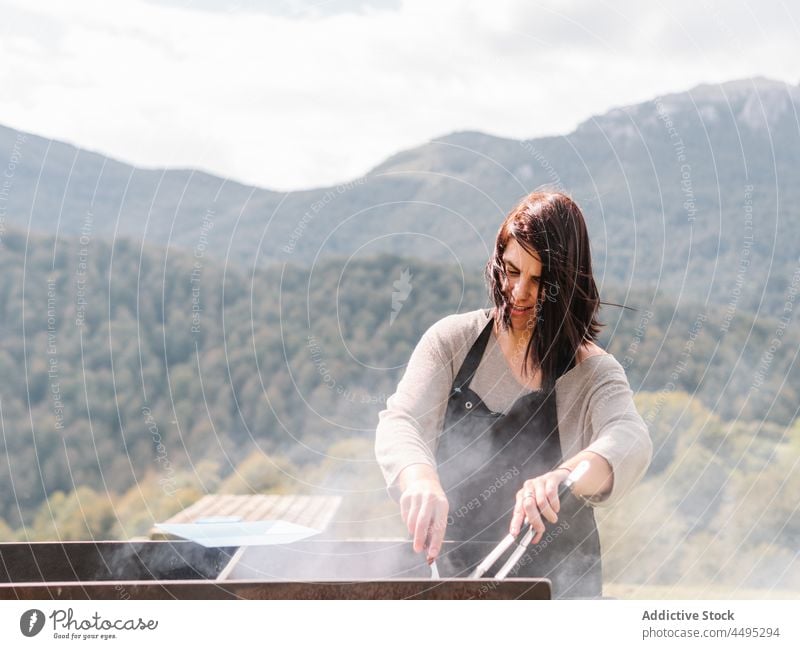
left=0, top=222, right=798, bottom=595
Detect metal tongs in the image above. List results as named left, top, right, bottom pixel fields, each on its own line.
left=469, top=460, right=591, bottom=580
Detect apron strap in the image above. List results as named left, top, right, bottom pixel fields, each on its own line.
left=452, top=311, right=494, bottom=393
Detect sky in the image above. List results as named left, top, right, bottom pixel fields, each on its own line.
left=0, top=0, right=797, bottom=191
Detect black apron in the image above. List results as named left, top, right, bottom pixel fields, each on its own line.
left=435, top=313, right=602, bottom=598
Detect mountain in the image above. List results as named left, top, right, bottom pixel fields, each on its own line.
left=2, top=221, right=799, bottom=522
left=3, top=79, right=800, bottom=591
left=2, top=224, right=799, bottom=595
left=2, top=76, right=799, bottom=318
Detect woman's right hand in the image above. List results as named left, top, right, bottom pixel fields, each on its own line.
left=396, top=464, right=449, bottom=562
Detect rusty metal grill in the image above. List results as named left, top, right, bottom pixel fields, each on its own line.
left=0, top=540, right=551, bottom=599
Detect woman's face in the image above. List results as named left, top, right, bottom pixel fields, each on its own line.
left=501, top=238, right=543, bottom=332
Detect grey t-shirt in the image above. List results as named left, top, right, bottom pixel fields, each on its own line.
left=375, top=308, right=653, bottom=508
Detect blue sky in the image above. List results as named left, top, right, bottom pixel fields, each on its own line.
left=0, top=0, right=797, bottom=190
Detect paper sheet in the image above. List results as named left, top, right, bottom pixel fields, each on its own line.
left=155, top=519, right=321, bottom=547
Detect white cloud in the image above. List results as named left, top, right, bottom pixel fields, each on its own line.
left=0, top=0, right=797, bottom=190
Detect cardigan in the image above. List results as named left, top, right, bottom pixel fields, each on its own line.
left=375, top=308, right=652, bottom=508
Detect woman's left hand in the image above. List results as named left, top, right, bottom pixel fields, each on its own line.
left=509, top=468, right=570, bottom=543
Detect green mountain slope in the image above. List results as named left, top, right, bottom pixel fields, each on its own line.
left=2, top=77, right=798, bottom=316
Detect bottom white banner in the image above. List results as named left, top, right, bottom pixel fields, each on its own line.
left=0, top=600, right=796, bottom=647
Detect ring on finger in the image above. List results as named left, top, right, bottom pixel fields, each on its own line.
left=523, top=491, right=534, bottom=499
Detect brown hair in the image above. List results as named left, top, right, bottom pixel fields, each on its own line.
left=485, top=191, right=603, bottom=385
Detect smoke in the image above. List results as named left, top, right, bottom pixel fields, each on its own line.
left=219, top=540, right=431, bottom=581
left=93, top=541, right=234, bottom=582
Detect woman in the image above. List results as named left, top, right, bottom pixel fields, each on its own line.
left=375, top=191, right=652, bottom=598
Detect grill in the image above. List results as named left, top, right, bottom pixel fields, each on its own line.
left=0, top=540, right=551, bottom=599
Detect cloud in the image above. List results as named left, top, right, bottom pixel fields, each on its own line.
left=0, top=0, right=796, bottom=190
left=143, top=0, right=402, bottom=19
